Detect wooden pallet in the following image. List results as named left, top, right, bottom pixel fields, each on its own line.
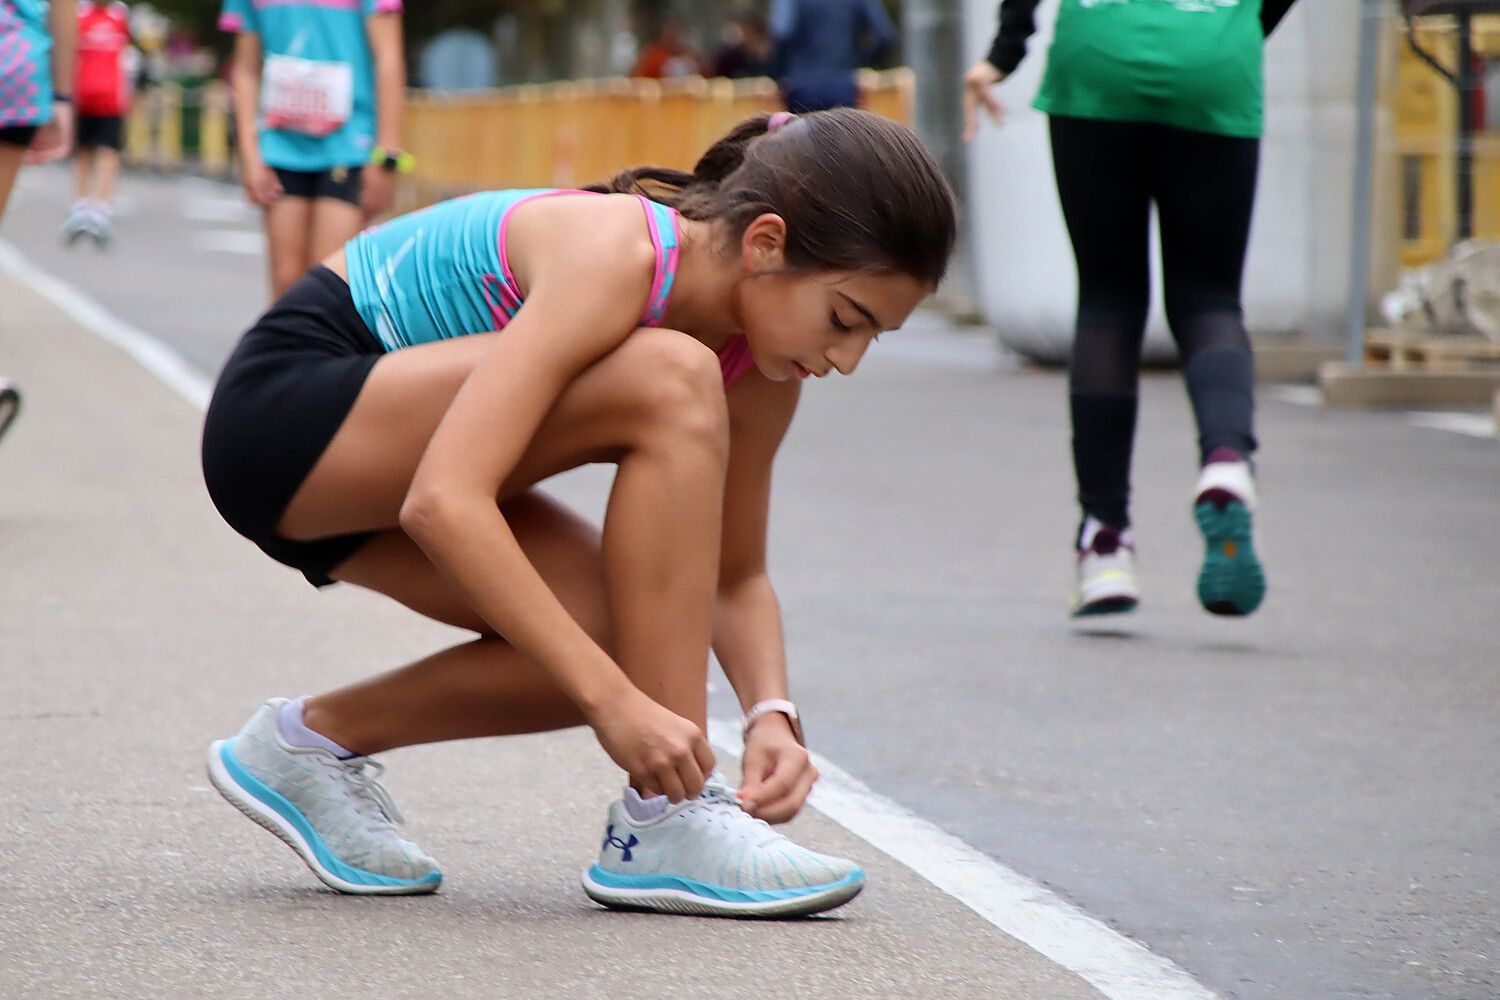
left=1363, top=330, right=1500, bottom=372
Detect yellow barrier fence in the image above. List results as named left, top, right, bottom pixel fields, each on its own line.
left=399, top=68, right=914, bottom=209
left=123, top=68, right=914, bottom=207
left=1394, top=15, right=1500, bottom=266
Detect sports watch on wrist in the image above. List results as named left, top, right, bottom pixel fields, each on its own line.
left=369, top=146, right=415, bottom=174
left=742, top=698, right=804, bottom=747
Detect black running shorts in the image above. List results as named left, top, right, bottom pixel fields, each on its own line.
left=201, top=265, right=383, bottom=586
left=75, top=114, right=123, bottom=151
left=272, top=165, right=364, bottom=206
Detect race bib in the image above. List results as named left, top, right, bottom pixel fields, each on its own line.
left=262, top=54, right=353, bottom=137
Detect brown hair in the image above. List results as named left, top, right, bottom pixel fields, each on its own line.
left=584, top=109, right=957, bottom=289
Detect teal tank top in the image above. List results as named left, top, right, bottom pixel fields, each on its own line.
left=344, top=189, right=681, bottom=352
left=344, top=188, right=757, bottom=387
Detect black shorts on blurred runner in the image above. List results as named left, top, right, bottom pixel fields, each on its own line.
left=273, top=165, right=364, bottom=206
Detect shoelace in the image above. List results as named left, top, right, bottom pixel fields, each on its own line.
left=685, top=784, right=783, bottom=847
left=318, top=756, right=405, bottom=830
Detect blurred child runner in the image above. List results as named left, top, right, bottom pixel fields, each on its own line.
left=200, top=108, right=957, bottom=916
left=62, top=0, right=130, bottom=247
left=1, top=0, right=77, bottom=442
left=219, top=0, right=407, bottom=299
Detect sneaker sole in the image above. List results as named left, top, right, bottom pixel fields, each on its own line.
left=1071, top=570, right=1140, bottom=618
left=581, top=865, right=864, bottom=918
left=1194, top=500, right=1265, bottom=616
left=206, top=739, right=442, bottom=896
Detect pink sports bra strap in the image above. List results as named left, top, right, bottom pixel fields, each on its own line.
left=717, top=334, right=755, bottom=388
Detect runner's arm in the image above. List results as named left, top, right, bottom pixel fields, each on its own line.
left=365, top=10, right=404, bottom=157
left=711, top=375, right=817, bottom=822
left=398, top=208, right=656, bottom=717
left=48, top=0, right=77, bottom=97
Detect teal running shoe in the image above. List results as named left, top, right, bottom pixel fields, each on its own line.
left=583, top=779, right=864, bottom=917
left=206, top=699, right=442, bottom=895
left=1193, top=457, right=1266, bottom=617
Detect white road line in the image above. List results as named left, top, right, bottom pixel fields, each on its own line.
left=0, top=240, right=213, bottom=409
left=707, top=718, right=1217, bottom=1000
left=191, top=229, right=267, bottom=255
left=0, top=237, right=1221, bottom=1000
left=1407, top=411, right=1497, bottom=438
left=1266, top=382, right=1497, bottom=440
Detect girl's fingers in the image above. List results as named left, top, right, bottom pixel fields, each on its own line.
left=655, top=766, right=688, bottom=804
left=752, top=748, right=806, bottom=807
left=692, top=734, right=716, bottom=782
left=963, top=88, right=980, bottom=142
left=676, top=753, right=707, bottom=801
left=757, top=766, right=819, bottom=824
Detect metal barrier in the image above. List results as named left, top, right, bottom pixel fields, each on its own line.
left=123, top=69, right=914, bottom=208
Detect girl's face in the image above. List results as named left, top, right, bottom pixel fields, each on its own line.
left=732, top=215, right=930, bottom=383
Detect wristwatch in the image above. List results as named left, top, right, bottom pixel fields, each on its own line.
left=743, top=698, right=804, bottom=747
left=369, top=146, right=415, bottom=174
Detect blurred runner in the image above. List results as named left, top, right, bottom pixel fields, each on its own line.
left=1, top=0, right=77, bottom=444
left=220, top=0, right=407, bottom=299
left=770, top=0, right=896, bottom=113
left=62, top=0, right=130, bottom=248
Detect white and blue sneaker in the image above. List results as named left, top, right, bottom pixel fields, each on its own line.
left=582, top=778, right=864, bottom=917
left=1071, top=517, right=1140, bottom=617
left=206, top=699, right=442, bottom=895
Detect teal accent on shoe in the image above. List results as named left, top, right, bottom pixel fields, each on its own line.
left=1072, top=595, right=1138, bottom=618
left=586, top=865, right=864, bottom=904
left=218, top=740, right=442, bottom=890
left=1194, top=500, right=1265, bottom=616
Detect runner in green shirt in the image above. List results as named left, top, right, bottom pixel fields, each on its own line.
left=964, top=0, right=1295, bottom=620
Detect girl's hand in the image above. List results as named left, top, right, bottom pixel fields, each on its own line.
left=591, top=689, right=716, bottom=803
left=962, top=60, right=1007, bottom=141
left=360, top=165, right=396, bottom=220
left=240, top=158, right=282, bottom=206
left=738, top=714, right=817, bottom=824
left=24, top=101, right=74, bottom=164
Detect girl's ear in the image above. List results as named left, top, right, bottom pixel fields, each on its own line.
left=741, top=212, right=788, bottom=274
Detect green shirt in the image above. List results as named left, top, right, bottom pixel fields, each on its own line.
left=1033, top=0, right=1266, bottom=138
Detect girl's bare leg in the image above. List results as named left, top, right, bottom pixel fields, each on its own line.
left=303, top=494, right=602, bottom=755
left=94, top=147, right=120, bottom=204
left=264, top=195, right=314, bottom=298
left=0, top=145, right=25, bottom=219
left=280, top=328, right=728, bottom=747
left=309, top=195, right=362, bottom=264
left=73, top=147, right=93, bottom=202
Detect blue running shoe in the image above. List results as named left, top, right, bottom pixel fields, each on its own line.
left=583, top=778, right=864, bottom=917
left=206, top=699, right=442, bottom=895
left=1193, top=457, right=1265, bottom=617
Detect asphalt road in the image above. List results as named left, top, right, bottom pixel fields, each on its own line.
left=3, top=165, right=1496, bottom=1000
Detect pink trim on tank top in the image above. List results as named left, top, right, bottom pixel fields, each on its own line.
left=718, top=334, right=755, bottom=388
left=492, top=189, right=749, bottom=387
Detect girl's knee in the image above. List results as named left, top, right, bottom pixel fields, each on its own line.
left=624, top=330, right=730, bottom=456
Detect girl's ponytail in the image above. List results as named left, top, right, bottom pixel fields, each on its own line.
left=589, top=108, right=956, bottom=289
left=582, top=113, right=777, bottom=206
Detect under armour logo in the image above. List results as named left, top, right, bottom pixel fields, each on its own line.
left=602, top=825, right=639, bottom=862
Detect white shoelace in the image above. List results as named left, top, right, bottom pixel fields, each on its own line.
left=684, top=784, right=782, bottom=846
left=318, top=756, right=405, bottom=831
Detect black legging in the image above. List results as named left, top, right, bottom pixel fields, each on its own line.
left=1049, top=115, right=1260, bottom=532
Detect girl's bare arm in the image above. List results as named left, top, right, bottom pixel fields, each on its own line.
left=713, top=374, right=816, bottom=822
left=399, top=203, right=655, bottom=715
